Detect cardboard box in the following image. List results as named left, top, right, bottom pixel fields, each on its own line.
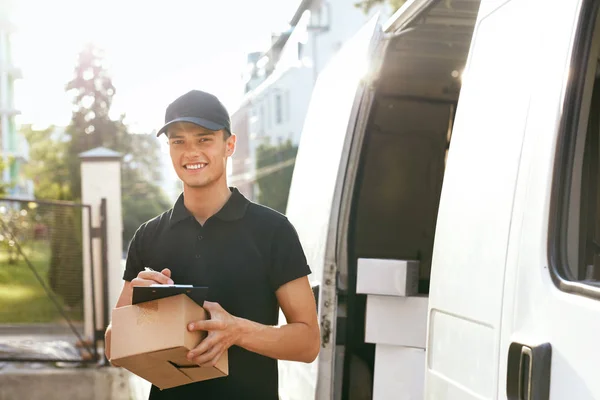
left=356, top=259, right=419, bottom=297
left=110, top=294, right=228, bottom=390
left=365, top=294, right=428, bottom=348
left=373, top=344, right=425, bottom=400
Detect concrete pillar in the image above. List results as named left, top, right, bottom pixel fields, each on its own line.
left=79, top=147, right=122, bottom=341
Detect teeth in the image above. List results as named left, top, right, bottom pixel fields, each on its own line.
left=185, top=163, right=206, bottom=170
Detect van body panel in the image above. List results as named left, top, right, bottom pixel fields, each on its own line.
left=278, top=15, right=383, bottom=400
left=498, top=0, right=600, bottom=399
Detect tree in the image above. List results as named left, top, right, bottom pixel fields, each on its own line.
left=65, top=44, right=118, bottom=199
left=21, top=125, right=71, bottom=200
left=121, top=166, right=171, bottom=251
left=21, top=43, right=172, bottom=307
left=21, top=125, right=82, bottom=306
left=63, top=43, right=170, bottom=250
left=255, top=140, right=298, bottom=214
left=354, top=0, right=407, bottom=14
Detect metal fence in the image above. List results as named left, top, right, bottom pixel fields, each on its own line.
left=0, top=197, right=100, bottom=363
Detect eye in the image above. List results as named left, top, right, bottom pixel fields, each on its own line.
left=199, top=138, right=211, bottom=143
left=171, top=139, right=184, bottom=145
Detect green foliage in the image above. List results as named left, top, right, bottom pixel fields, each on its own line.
left=354, top=0, right=407, bottom=14
left=121, top=167, right=171, bottom=251
left=0, top=158, right=6, bottom=196
left=47, top=208, right=84, bottom=308
left=255, top=140, right=298, bottom=214
left=0, top=241, right=83, bottom=323
left=21, top=125, right=71, bottom=200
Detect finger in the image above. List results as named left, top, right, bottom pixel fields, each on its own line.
left=160, top=268, right=172, bottom=279
left=187, top=335, right=217, bottom=360
left=202, top=301, right=221, bottom=311
left=131, top=277, right=156, bottom=287
left=188, top=319, right=226, bottom=332
left=201, top=350, right=225, bottom=368
left=194, top=345, right=223, bottom=367
left=137, top=270, right=174, bottom=285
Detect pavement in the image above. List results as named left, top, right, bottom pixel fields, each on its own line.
left=0, top=323, right=151, bottom=399
left=0, top=323, right=88, bottom=362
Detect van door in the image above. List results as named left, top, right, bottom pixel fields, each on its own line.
left=498, top=1, right=600, bottom=399
left=278, top=15, right=384, bottom=400
left=425, top=0, right=548, bottom=398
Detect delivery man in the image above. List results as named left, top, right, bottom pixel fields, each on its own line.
left=104, top=90, right=320, bottom=399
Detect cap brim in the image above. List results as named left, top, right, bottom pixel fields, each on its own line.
left=156, top=117, right=225, bottom=137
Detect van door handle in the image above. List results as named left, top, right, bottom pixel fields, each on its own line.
left=506, top=342, right=552, bottom=400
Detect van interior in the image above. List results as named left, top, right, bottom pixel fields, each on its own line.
left=566, top=8, right=600, bottom=285
left=336, top=1, right=482, bottom=398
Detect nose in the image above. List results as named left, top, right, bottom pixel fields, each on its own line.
left=184, top=140, right=203, bottom=155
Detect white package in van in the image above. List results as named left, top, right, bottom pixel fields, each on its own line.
left=357, top=258, right=419, bottom=297
left=365, top=295, right=428, bottom=349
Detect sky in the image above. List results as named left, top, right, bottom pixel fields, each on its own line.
left=9, top=0, right=300, bottom=133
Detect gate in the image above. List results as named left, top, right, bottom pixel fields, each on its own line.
left=0, top=197, right=106, bottom=364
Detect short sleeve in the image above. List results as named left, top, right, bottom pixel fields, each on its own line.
left=122, top=226, right=144, bottom=282
left=269, top=219, right=312, bottom=290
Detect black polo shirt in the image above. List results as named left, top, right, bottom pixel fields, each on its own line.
left=123, top=187, right=311, bottom=400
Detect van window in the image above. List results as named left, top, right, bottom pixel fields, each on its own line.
left=554, top=1, right=600, bottom=293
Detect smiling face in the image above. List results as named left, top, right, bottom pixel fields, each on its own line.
left=167, top=122, right=236, bottom=190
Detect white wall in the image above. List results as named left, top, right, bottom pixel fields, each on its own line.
left=235, top=0, right=391, bottom=194
left=249, top=66, right=313, bottom=147
left=310, top=0, right=390, bottom=77
left=248, top=0, right=390, bottom=148
left=157, top=140, right=181, bottom=204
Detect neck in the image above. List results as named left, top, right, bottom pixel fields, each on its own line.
left=183, top=180, right=232, bottom=225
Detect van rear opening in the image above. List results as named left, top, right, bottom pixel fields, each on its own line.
left=338, top=1, right=481, bottom=398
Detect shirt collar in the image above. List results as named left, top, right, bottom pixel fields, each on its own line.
left=169, top=187, right=249, bottom=227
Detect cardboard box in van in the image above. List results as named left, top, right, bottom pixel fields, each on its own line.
left=110, top=293, right=228, bottom=390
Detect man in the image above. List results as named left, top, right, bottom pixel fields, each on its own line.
left=104, top=90, right=320, bottom=399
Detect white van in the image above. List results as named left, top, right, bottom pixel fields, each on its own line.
left=278, top=0, right=600, bottom=399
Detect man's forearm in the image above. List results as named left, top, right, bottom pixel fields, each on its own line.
left=234, top=318, right=320, bottom=363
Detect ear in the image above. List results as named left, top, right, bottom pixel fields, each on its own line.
left=226, top=133, right=237, bottom=156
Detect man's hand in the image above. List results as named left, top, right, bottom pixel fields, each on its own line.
left=106, top=268, right=174, bottom=364
left=186, top=301, right=241, bottom=367
left=131, top=268, right=173, bottom=287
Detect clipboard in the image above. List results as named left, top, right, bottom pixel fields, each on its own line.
left=132, top=285, right=209, bottom=307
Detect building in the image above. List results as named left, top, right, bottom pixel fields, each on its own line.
left=0, top=0, right=31, bottom=199
left=156, top=135, right=182, bottom=204
left=230, top=0, right=390, bottom=201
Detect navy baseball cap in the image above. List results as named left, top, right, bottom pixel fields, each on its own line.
left=156, top=90, right=231, bottom=137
